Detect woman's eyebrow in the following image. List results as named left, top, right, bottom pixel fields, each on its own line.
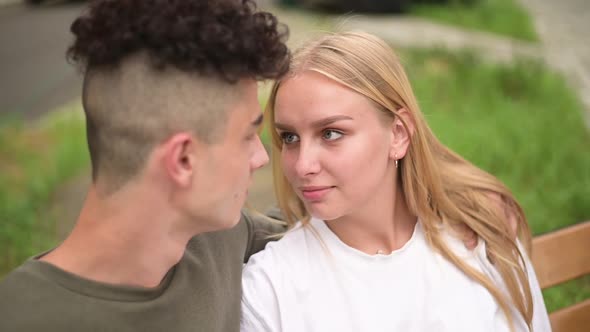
left=275, top=115, right=353, bottom=131
left=310, top=115, right=353, bottom=128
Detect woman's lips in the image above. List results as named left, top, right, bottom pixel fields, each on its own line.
left=300, top=186, right=333, bottom=201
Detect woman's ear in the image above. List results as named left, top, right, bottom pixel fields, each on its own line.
left=389, top=108, right=415, bottom=160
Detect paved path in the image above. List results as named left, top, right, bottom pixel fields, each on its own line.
left=0, top=1, right=84, bottom=120
left=266, top=3, right=543, bottom=63
left=519, top=0, right=590, bottom=127
left=340, top=15, right=542, bottom=63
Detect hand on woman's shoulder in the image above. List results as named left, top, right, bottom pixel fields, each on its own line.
left=485, top=191, right=519, bottom=239
left=458, top=192, right=520, bottom=250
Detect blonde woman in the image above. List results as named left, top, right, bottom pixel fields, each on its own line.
left=241, top=32, right=551, bottom=332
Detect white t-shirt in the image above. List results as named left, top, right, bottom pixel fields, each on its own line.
left=241, top=218, right=551, bottom=332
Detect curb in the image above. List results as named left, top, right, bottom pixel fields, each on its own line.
left=340, top=16, right=543, bottom=64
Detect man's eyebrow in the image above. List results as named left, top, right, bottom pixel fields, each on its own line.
left=251, top=113, right=264, bottom=127
left=275, top=115, right=354, bottom=131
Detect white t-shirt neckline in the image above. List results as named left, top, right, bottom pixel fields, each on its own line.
left=310, top=217, right=422, bottom=261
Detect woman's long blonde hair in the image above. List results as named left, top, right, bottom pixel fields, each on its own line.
left=266, top=31, right=534, bottom=330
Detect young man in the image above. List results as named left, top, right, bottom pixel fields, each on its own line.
left=0, top=0, right=288, bottom=330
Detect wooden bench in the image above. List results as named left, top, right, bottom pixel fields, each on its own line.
left=531, top=220, right=590, bottom=332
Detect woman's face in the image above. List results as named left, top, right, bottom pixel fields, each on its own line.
left=274, top=71, right=398, bottom=221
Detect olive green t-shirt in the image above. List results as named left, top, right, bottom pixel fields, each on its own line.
left=0, top=210, right=285, bottom=331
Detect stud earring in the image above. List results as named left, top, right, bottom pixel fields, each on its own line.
left=395, top=153, right=399, bottom=169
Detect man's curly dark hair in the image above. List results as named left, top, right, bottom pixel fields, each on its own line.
left=69, top=0, right=290, bottom=193
left=68, top=0, right=289, bottom=81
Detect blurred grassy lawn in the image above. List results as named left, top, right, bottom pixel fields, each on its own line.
left=410, top=0, right=538, bottom=41
left=0, top=102, right=89, bottom=275
left=402, top=49, right=589, bottom=235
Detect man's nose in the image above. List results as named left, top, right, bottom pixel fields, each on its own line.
left=251, top=135, right=269, bottom=171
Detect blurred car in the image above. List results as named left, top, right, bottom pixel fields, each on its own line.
left=26, top=0, right=85, bottom=4
left=283, top=0, right=413, bottom=13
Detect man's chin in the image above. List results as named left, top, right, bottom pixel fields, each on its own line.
left=192, top=213, right=242, bottom=235
left=219, top=211, right=243, bottom=230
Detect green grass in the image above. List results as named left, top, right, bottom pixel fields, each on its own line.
left=410, top=0, right=538, bottom=42
left=400, top=48, right=589, bottom=310
left=542, top=276, right=590, bottom=312
left=0, top=102, right=89, bottom=276
left=402, top=49, right=589, bottom=234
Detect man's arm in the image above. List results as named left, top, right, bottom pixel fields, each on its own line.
left=241, top=207, right=287, bottom=263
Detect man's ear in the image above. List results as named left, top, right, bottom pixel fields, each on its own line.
left=389, top=108, right=415, bottom=160
left=162, top=132, right=197, bottom=188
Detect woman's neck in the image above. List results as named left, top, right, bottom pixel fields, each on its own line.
left=324, top=187, right=417, bottom=255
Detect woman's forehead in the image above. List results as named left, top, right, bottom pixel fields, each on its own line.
left=275, top=73, right=373, bottom=119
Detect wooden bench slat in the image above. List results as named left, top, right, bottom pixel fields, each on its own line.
left=549, top=299, right=590, bottom=332
left=531, top=221, right=590, bottom=289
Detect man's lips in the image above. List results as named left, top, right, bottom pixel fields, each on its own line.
left=299, top=186, right=334, bottom=201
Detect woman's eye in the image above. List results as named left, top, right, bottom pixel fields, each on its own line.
left=322, top=129, right=343, bottom=141
left=280, top=132, right=300, bottom=144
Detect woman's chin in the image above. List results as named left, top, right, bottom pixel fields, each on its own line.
left=307, top=207, right=343, bottom=222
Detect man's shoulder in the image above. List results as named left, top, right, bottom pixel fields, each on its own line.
left=0, top=260, right=47, bottom=295
left=243, top=222, right=312, bottom=273
left=241, top=223, right=316, bottom=312
left=0, top=261, right=67, bottom=329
